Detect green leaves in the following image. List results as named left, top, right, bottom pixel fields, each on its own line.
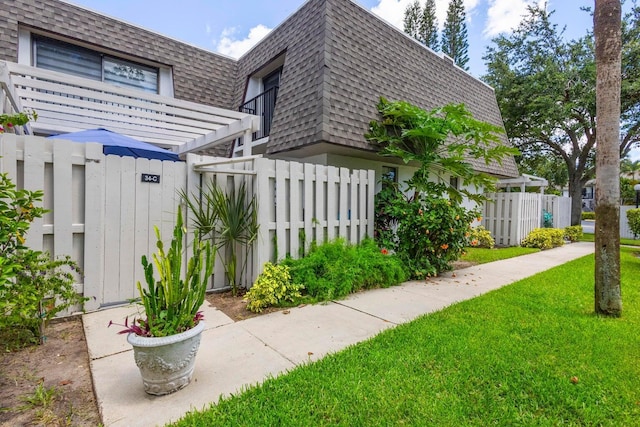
left=182, top=179, right=259, bottom=296
left=0, top=173, right=85, bottom=346
left=132, top=208, right=215, bottom=337
left=366, top=98, right=517, bottom=205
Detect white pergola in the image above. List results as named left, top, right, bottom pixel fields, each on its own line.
left=0, top=60, right=260, bottom=157
left=496, top=173, right=549, bottom=193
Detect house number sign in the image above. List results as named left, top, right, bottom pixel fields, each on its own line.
left=141, top=173, right=161, bottom=184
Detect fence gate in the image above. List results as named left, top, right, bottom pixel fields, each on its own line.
left=0, top=135, right=186, bottom=310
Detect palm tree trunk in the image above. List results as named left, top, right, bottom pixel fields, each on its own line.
left=594, top=0, right=622, bottom=316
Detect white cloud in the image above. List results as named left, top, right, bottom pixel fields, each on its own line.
left=205, top=23, right=211, bottom=35
left=216, top=24, right=272, bottom=59
left=370, top=0, right=480, bottom=31
left=483, top=0, right=545, bottom=37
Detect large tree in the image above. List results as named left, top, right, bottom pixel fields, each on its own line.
left=442, top=0, right=469, bottom=70
left=420, top=0, right=439, bottom=51
left=594, top=0, right=622, bottom=316
left=483, top=5, right=640, bottom=225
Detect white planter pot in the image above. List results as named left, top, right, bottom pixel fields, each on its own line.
left=127, top=321, right=205, bottom=396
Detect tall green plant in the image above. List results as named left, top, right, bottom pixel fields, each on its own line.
left=112, top=208, right=214, bottom=337
left=182, top=180, right=259, bottom=296
left=366, top=99, right=517, bottom=277
left=209, top=181, right=259, bottom=295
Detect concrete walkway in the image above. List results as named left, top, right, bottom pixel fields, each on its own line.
left=83, top=242, right=594, bottom=427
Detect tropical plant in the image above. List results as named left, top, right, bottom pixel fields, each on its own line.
left=366, top=98, right=517, bottom=277
left=366, top=99, right=517, bottom=205
left=110, top=208, right=214, bottom=337
left=182, top=179, right=259, bottom=296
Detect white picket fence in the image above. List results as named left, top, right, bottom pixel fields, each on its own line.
left=0, top=135, right=186, bottom=310
left=483, top=192, right=572, bottom=246
left=190, top=156, right=376, bottom=290
left=1, top=135, right=375, bottom=309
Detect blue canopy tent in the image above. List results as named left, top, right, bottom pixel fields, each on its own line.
left=47, top=128, right=181, bottom=161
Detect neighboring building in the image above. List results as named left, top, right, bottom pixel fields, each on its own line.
left=0, top=0, right=519, bottom=182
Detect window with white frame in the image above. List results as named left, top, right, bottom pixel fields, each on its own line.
left=33, top=36, right=159, bottom=93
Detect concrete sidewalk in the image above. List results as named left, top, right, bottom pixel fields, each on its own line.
left=83, top=242, right=594, bottom=427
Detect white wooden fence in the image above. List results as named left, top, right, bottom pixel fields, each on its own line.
left=1, top=135, right=186, bottom=310
left=483, top=192, right=572, bottom=246
left=1, top=135, right=375, bottom=308
left=621, top=206, right=639, bottom=239
left=190, top=156, right=376, bottom=290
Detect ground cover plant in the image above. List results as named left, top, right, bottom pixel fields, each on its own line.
left=459, top=246, right=539, bottom=264
left=173, top=248, right=640, bottom=426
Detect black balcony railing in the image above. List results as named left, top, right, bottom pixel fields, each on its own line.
left=239, top=86, right=279, bottom=141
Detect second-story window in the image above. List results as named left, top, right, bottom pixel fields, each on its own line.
left=33, top=36, right=159, bottom=93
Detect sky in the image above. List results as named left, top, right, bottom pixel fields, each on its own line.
left=64, top=0, right=639, bottom=161
left=64, top=0, right=598, bottom=78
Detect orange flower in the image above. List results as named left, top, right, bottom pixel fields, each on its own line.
left=477, top=217, right=483, bottom=222
left=381, top=248, right=389, bottom=255
left=441, top=243, right=449, bottom=250
left=418, top=209, right=423, bottom=215
left=471, top=239, right=478, bottom=246
left=455, top=215, right=460, bottom=220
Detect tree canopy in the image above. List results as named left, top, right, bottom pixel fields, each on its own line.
left=442, top=0, right=469, bottom=70
left=482, top=5, right=640, bottom=224
left=403, top=0, right=439, bottom=51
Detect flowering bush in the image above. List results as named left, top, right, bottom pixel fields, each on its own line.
left=563, top=225, right=583, bottom=242
left=521, top=228, right=565, bottom=250
left=244, top=263, right=303, bottom=313
left=379, top=186, right=477, bottom=278
left=467, top=225, right=495, bottom=248
left=0, top=111, right=37, bottom=134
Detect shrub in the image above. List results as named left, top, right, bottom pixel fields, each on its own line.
left=563, top=225, right=583, bottom=242
left=0, top=172, right=86, bottom=345
left=582, top=212, right=596, bottom=220
left=467, top=225, right=495, bottom=249
left=521, top=228, right=565, bottom=250
left=244, top=263, right=304, bottom=313
left=282, top=239, right=408, bottom=301
left=378, top=188, right=478, bottom=278
left=627, top=209, right=640, bottom=238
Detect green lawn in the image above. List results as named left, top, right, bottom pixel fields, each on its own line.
left=581, top=232, right=640, bottom=246
left=460, top=246, right=540, bottom=264
left=173, top=248, right=640, bottom=426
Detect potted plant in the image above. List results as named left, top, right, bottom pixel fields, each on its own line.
left=109, top=208, right=214, bottom=395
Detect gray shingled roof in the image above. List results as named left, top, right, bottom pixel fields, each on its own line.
left=237, top=0, right=519, bottom=178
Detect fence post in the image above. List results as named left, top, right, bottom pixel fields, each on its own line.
left=253, top=157, right=271, bottom=282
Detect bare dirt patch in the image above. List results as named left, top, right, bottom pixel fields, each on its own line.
left=0, top=317, right=101, bottom=427
left=205, top=289, right=285, bottom=321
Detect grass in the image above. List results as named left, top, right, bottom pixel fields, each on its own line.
left=460, top=246, right=540, bottom=264
left=172, top=247, right=640, bottom=426
left=581, top=232, right=640, bottom=246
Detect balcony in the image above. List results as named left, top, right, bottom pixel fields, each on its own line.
left=239, top=86, right=278, bottom=141
left=0, top=60, right=260, bottom=155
